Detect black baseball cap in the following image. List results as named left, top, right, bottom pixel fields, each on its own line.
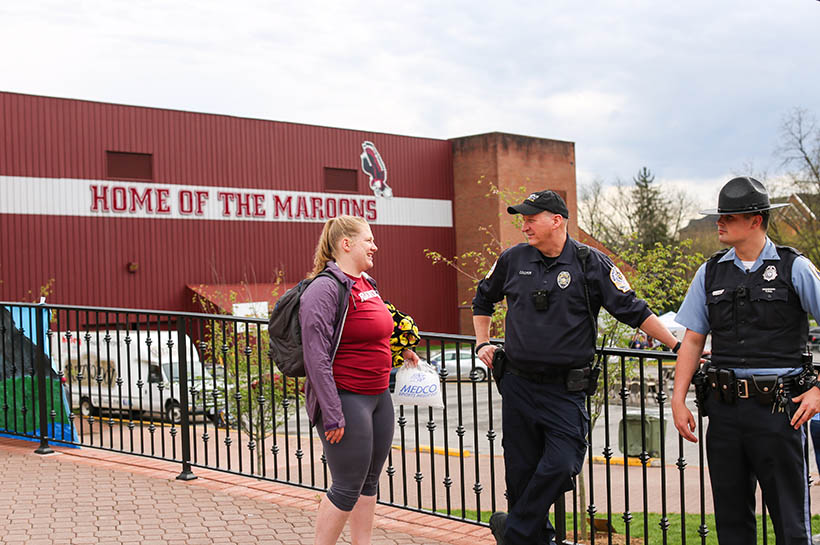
left=507, top=190, right=570, bottom=218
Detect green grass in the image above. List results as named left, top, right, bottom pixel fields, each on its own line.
left=440, top=509, right=820, bottom=544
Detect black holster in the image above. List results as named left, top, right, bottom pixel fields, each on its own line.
left=492, top=348, right=507, bottom=391
left=692, top=366, right=711, bottom=417
left=795, top=364, right=819, bottom=394
left=586, top=364, right=601, bottom=396
left=565, top=363, right=600, bottom=395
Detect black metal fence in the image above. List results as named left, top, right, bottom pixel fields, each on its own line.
left=0, top=302, right=793, bottom=544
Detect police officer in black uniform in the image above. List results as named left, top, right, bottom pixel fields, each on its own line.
left=473, top=190, right=680, bottom=545
left=673, top=177, right=820, bottom=545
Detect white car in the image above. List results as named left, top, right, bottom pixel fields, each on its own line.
left=429, top=349, right=489, bottom=382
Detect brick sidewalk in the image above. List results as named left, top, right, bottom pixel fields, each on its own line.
left=0, top=437, right=494, bottom=545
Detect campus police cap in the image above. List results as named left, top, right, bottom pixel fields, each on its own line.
left=700, top=176, right=790, bottom=215
left=507, top=190, right=570, bottom=218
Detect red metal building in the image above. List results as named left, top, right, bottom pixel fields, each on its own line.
left=0, top=92, right=578, bottom=334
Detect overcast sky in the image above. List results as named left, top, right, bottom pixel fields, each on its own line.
left=2, top=1, right=819, bottom=212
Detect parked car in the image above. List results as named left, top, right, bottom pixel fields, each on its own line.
left=388, top=358, right=440, bottom=393
left=429, top=349, right=488, bottom=382
left=810, top=326, right=820, bottom=352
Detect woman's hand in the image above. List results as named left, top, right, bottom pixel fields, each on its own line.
left=325, top=427, right=345, bottom=444
left=402, top=349, right=419, bottom=367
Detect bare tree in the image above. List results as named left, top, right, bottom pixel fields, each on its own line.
left=779, top=108, right=820, bottom=187
left=578, top=169, right=697, bottom=253
left=770, top=108, right=820, bottom=264
left=578, top=177, right=608, bottom=242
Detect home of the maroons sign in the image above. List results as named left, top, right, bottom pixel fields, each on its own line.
left=0, top=91, right=578, bottom=334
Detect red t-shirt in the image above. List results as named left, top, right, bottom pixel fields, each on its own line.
left=332, top=274, right=394, bottom=394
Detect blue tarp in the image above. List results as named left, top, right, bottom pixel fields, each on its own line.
left=0, top=305, right=79, bottom=446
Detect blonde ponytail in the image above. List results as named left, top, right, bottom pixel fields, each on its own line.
left=308, top=215, right=369, bottom=279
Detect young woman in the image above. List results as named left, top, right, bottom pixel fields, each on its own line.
left=299, top=215, right=419, bottom=545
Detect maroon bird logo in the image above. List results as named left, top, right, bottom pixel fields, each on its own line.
left=360, top=141, right=392, bottom=198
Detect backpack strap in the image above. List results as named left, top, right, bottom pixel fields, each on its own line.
left=316, top=270, right=348, bottom=325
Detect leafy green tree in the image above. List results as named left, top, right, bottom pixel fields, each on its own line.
left=590, top=238, right=703, bottom=423
left=577, top=238, right=702, bottom=539
left=193, top=280, right=303, bottom=475
left=424, top=179, right=529, bottom=338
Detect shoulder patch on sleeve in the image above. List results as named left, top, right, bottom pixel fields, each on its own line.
left=485, top=259, right=498, bottom=280
left=610, top=265, right=631, bottom=293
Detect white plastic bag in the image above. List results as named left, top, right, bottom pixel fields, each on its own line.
left=392, top=361, right=444, bottom=408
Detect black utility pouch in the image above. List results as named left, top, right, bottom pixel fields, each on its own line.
left=492, top=349, right=507, bottom=391
left=565, top=367, right=591, bottom=393
left=717, top=368, right=737, bottom=404
left=751, top=375, right=778, bottom=406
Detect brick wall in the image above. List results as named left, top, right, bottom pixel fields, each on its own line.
left=450, top=132, right=577, bottom=333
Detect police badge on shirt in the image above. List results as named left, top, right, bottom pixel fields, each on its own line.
left=557, top=271, right=571, bottom=289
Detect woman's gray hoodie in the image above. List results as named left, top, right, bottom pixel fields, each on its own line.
left=298, top=261, right=377, bottom=431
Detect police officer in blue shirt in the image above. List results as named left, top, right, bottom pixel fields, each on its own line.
left=673, top=176, right=820, bottom=545
left=473, top=190, right=680, bottom=545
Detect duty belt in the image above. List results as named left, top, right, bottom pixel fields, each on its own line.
left=506, top=366, right=566, bottom=385
left=733, top=377, right=776, bottom=399
left=706, top=367, right=790, bottom=404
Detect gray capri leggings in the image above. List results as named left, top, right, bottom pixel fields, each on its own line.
left=316, top=389, right=395, bottom=511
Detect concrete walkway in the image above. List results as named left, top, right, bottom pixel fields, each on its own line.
left=0, top=437, right=494, bottom=545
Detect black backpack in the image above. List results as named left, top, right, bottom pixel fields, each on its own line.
left=268, top=271, right=346, bottom=377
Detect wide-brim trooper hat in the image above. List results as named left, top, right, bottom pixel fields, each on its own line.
left=700, top=176, right=790, bottom=215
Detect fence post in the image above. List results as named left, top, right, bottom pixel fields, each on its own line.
left=555, top=491, right=567, bottom=542
left=34, top=302, right=54, bottom=455
left=176, top=317, right=197, bottom=480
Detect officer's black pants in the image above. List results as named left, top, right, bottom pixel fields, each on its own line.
left=501, top=373, right=589, bottom=545
left=706, top=397, right=811, bottom=545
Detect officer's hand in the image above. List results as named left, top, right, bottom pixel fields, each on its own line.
left=402, top=349, right=419, bottom=367
left=672, top=399, right=698, bottom=443
left=325, top=427, right=345, bottom=444
left=790, top=386, right=820, bottom=429
left=478, top=344, right=497, bottom=368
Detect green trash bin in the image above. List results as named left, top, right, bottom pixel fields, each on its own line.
left=618, top=413, right=666, bottom=458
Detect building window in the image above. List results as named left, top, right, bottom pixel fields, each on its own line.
left=107, top=151, right=153, bottom=181
left=324, top=168, right=358, bottom=193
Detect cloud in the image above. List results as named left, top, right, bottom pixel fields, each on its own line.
left=1, top=0, right=819, bottom=197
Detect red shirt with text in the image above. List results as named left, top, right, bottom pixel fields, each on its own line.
left=332, top=274, right=393, bottom=394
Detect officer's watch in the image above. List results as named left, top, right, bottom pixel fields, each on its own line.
left=672, top=341, right=682, bottom=353
left=475, top=342, right=492, bottom=355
